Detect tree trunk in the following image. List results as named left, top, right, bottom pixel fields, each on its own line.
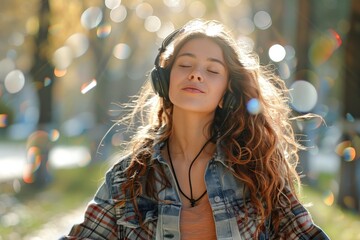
left=25, top=0, right=54, bottom=187
left=294, top=0, right=313, bottom=184
left=338, top=0, right=360, bottom=212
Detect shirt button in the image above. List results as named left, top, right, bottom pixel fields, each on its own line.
left=164, top=233, right=174, bottom=239
left=214, top=196, right=221, bottom=202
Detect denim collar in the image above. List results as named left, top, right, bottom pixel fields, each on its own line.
left=151, top=139, right=229, bottom=168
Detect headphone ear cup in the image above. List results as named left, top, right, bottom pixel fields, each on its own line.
left=150, top=66, right=170, bottom=100
left=222, top=92, right=237, bottom=112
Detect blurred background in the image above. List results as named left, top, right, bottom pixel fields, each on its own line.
left=0, top=0, right=360, bottom=239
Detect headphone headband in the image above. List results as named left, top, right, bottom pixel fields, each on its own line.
left=154, top=28, right=182, bottom=66
left=150, top=28, right=182, bottom=101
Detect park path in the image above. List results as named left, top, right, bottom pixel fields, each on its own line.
left=23, top=204, right=86, bottom=240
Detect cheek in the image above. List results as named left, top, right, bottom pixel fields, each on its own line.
left=168, top=71, right=179, bottom=100
left=217, top=79, right=228, bottom=97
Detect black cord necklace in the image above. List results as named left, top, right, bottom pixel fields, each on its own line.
left=167, top=139, right=210, bottom=207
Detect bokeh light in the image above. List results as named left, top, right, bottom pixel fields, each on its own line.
left=329, top=28, right=342, bottom=47
left=110, top=5, right=127, bottom=23
left=49, top=129, right=60, bottom=142
left=113, top=43, right=131, bottom=60
left=105, top=0, right=121, bottom=9
left=23, top=146, right=42, bottom=184
left=135, top=2, right=153, bottom=19
left=345, top=113, right=355, bottom=122
left=254, top=11, right=272, bottom=30
left=81, top=79, right=97, bottom=94
left=237, top=18, right=255, bottom=35
left=54, top=68, right=67, bottom=77
left=188, top=1, right=206, bottom=18
left=0, top=114, right=8, bottom=128
left=278, top=62, right=291, bottom=79
left=156, top=21, right=175, bottom=39
left=268, top=44, right=286, bottom=62
left=81, top=7, right=103, bottom=30
left=52, top=46, right=73, bottom=70
left=163, top=0, right=185, bottom=12
left=26, top=16, right=39, bottom=35
left=4, top=69, right=25, bottom=94
left=290, top=80, right=318, bottom=112
left=309, top=29, right=342, bottom=66
left=44, top=77, right=52, bottom=87
left=335, top=140, right=351, bottom=156
left=224, top=0, right=242, bottom=7
left=145, top=16, right=161, bottom=32
left=323, top=191, right=335, bottom=206
left=246, top=98, right=262, bottom=115
left=342, top=147, right=356, bottom=162
left=97, top=24, right=112, bottom=38
left=111, top=132, right=124, bottom=146
left=13, top=179, right=21, bottom=193
left=284, top=45, right=296, bottom=60
left=65, top=33, right=89, bottom=58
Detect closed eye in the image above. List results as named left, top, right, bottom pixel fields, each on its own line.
left=208, top=69, right=219, bottom=74
left=179, top=64, right=191, bottom=68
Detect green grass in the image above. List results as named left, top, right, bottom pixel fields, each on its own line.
left=1, top=166, right=360, bottom=239
left=0, top=162, right=108, bottom=238
left=302, top=186, right=360, bottom=239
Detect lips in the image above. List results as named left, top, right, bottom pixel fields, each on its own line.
left=181, top=85, right=205, bottom=93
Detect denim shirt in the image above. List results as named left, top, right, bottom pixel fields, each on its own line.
left=62, top=142, right=329, bottom=240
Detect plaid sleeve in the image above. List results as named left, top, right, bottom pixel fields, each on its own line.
left=277, top=190, right=330, bottom=240
left=60, top=173, right=119, bottom=239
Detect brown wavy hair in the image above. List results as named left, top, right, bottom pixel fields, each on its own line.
left=119, top=19, right=303, bottom=236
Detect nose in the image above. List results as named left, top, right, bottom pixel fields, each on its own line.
left=188, top=70, right=203, bottom=82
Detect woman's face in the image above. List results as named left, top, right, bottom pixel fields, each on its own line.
left=169, top=37, right=228, bottom=115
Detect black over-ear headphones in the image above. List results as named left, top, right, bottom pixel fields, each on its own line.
left=150, top=29, right=238, bottom=112
left=150, top=29, right=181, bottom=101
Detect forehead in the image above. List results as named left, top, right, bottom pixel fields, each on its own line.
left=176, top=37, right=225, bottom=61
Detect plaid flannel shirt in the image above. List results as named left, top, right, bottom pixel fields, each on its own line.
left=60, top=142, right=329, bottom=239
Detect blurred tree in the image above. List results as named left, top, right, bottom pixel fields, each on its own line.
left=26, top=0, right=54, bottom=187
left=338, top=0, right=360, bottom=213
left=293, top=0, right=313, bottom=184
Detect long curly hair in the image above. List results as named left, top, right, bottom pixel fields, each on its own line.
left=119, top=19, right=303, bottom=236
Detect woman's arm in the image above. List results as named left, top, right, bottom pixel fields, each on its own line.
left=59, top=181, right=119, bottom=240
left=277, top=189, right=330, bottom=240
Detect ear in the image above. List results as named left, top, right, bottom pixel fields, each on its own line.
left=218, top=97, right=224, bottom=109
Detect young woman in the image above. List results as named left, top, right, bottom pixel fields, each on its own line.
left=61, top=19, right=329, bottom=239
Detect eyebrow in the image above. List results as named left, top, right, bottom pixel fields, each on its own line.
left=177, top=52, right=227, bottom=68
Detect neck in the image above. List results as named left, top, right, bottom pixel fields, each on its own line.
left=169, top=107, right=215, bottom=162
